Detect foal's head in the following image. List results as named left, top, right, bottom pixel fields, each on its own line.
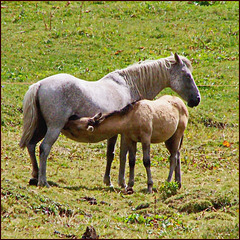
left=65, top=113, right=103, bottom=132
left=168, top=53, right=201, bottom=108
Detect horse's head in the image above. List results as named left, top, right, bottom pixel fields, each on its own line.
left=169, top=53, right=201, bottom=108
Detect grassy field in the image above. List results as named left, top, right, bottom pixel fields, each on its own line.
left=1, top=1, right=239, bottom=239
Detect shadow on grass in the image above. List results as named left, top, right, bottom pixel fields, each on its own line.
left=62, top=184, right=119, bottom=192
left=139, top=187, right=158, bottom=194
left=29, top=179, right=158, bottom=195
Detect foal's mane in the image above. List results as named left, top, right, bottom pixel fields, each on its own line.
left=89, top=99, right=141, bottom=127
left=104, top=99, right=140, bottom=119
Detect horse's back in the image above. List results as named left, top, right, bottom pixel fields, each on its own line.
left=36, top=74, right=89, bottom=126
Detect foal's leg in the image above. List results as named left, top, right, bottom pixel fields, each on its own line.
left=142, top=142, right=153, bottom=193
left=175, top=151, right=181, bottom=187
left=166, top=151, right=179, bottom=183
left=127, top=141, right=137, bottom=190
left=118, top=134, right=128, bottom=188
left=38, top=127, right=61, bottom=187
left=165, top=134, right=183, bottom=188
left=103, top=135, right=118, bottom=187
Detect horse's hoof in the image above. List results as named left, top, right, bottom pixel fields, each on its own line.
left=118, top=180, right=126, bottom=189
left=109, top=184, right=114, bottom=189
left=103, top=176, right=112, bottom=187
left=37, top=181, right=50, bottom=188
left=29, top=178, right=38, bottom=186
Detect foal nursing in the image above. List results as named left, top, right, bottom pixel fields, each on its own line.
left=64, top=95, right=189, bottom=193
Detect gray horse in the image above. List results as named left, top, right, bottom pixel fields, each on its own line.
left=19, top=53, right=200, bottom=188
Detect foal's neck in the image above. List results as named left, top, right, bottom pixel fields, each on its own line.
left=95, top=114, right=127, bottom=135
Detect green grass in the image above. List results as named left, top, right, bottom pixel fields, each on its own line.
left=1, top=1, right=239, bottom=239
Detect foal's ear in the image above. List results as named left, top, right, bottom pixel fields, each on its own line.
left=93, top=112, right=102, bottom=121
left=87, top=126, right=94, bottom=132
left=174, top=53, right=183, bottom=65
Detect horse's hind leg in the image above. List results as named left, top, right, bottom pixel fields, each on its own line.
left=27, top=122, right=47, bottom=185
left=38, top=127, right=61, bottom=187
left=27, top=143, right=39, bottom=185
left=103, top=135, right=118, bottom=187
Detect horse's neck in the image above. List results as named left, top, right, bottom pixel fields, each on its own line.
left=118, top=60, right=170, bottom=100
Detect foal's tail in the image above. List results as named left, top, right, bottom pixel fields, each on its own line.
left=19, top=82, right=41, bottom=149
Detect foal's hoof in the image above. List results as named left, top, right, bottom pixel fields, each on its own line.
left=147, top=185, right=153, bottom=194
left=29, top=178, right=38, bottom=186
left=126, top=187, right=134, bottom=195
left=122, top=187, right=134, bottom=195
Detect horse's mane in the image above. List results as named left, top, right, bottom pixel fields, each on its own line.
left=120, top=55, right=192, bottom=78
left=112, top=55, right=193, bottom=98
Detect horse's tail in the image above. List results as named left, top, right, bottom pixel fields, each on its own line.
left=19, top=82, right=41, bottom=149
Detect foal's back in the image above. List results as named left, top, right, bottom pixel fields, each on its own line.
left=131, top=95, right=188, bottom=144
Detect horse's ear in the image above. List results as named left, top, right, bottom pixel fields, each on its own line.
left=174, top=53, right=183, bottom=65
left=171, top=52, right=174, bottom=57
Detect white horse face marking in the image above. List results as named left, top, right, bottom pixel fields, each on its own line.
left=169, top=54, right=201, bottom=107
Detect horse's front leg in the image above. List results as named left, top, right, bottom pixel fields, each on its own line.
left=142, top=142, right=153, bottom=193
left=103, top=135, right=118, bottom=187
left=127, top=140, right=137, bottom=191
left=118, top=134, right=128, bottom=188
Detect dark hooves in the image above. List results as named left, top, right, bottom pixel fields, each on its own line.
left=29, top=178, right=38, bottom=186
left=123, top=187, right=134, bottom=195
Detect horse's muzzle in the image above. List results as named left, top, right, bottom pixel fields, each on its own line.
left=187, top=96, right=201, bottom=108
